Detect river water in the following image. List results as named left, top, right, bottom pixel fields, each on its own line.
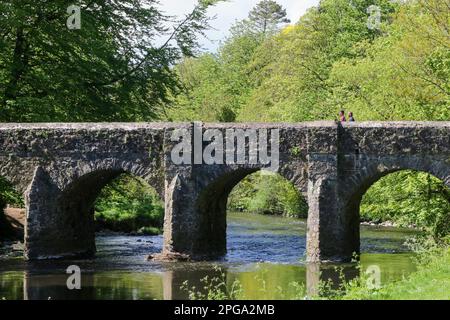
left=0, top=212, right=418, bottom=300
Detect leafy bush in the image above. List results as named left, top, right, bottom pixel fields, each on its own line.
left=337, top=246, right=450, bottom=300
left=228, top=172, right=308, bottom=218
left=94, top=174, right=164, bottom=234
left=0, top=176, right=23, bottom=208
left=361, top=171, right=450, bottom=240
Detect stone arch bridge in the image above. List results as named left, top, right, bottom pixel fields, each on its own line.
left=0, top=122, right=448, bottom=262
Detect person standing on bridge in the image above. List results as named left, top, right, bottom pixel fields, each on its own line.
left=339, top=110, right=346, bottom=122
left=348, top=112, right=355, bottom=122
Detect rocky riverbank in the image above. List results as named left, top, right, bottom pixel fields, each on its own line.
left=0, top=240, right=24, bottom=258
left=360, top=220, right=418, bottom=229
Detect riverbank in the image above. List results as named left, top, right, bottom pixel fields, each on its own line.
left=0, top=208, right=25, bottom=240
left=338, top=247, right=450, bottom=300
left=0, top=240, right=23, bottom=259
left=0, top=206, right=162, bottom=242
left=360, top=220, right=418, bottom=229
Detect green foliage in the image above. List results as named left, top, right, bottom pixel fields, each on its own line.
left=338, top=246, right=450, bottom=300
left=181, top=264, right=307, bottom=300
left=361, top=171, right=450, bottom=240
left=0, top=176, right=23, bottom=208
left=168, top=32, right=262, bottom=122
left=0, top=0, right=219, bottom=122
left=94, top=174, right=164, bottom=234
left=239, top=0, right=400, bottom=121
left=171, top=0, right=448, bottom=122
left=228, top=172, right=308, bottom=218
left=168, top=0, right=294, bottom=121
left=235, top=0, right=291, bottom=36
left=0, top=177, right=24, bottom=241
left=328, top=0, right=450, bottom=121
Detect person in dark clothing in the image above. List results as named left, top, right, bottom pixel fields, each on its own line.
left=348, top=112, right=355, bottom=122
left=339, top=110, right=346, bottom=122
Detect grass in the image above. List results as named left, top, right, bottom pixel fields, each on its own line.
left=340, top=247, right=450, bottom=300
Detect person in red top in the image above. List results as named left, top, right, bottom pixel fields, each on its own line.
left=339, top=110, right=346, bottom=122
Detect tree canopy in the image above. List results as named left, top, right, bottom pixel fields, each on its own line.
left=0, top=0, right=221, bottom=122
left=240, top=0, right=291, bottom=36
left=169, top=0, right=449, bottom=122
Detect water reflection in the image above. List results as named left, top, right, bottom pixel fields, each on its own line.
left=163, top=267, right=225, bottom=300
left=21, top=271, right=164, bottom=300
left=24, top=272, right=94, bottom=300
left=1, top=253, right=415, bottom=300
left=0, top=212, right=418, bottom=300
left=306, top=263, right=360, bottom=297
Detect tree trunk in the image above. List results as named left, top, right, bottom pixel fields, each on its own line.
left=2, top=27, right=28, bottom=111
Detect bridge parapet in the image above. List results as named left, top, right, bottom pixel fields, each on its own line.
left=0, top=121, right=447, bottom=262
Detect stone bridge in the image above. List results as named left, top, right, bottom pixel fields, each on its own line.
left=0, top=121, right=449, bottom=262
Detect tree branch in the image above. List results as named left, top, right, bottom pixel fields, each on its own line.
left=89, top=5, right=203, bottom=87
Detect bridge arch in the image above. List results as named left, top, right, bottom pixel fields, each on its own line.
left=343, top=157, right=450, bottom=214
left=0, top=175, right=25, bottom=242
left=190, top=165, right=308, bottom=259
left=25, top=162, right=164, bottom=259
left=54, top=169, right=125, bottom=257
left=339, top=157, right=450, bottom=257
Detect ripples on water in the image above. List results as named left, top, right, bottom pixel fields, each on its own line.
left=0, top=212, right=418, bottom=300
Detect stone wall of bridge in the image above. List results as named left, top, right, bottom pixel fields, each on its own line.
left=335, top=122, right=450, bottom=260
left=0, top=121, right=448, bottom=262
left=0, top=123, right=167, bottom=258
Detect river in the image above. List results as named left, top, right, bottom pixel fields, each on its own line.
left=0, top=212, right=418, bottom=300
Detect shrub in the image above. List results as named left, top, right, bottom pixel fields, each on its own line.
left=361, top=171, right=450, bottom=240
left=94, top=174, right=164, bottom=234
left=228, top=171, right=308, bottom=218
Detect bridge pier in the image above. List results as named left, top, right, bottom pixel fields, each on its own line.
left=159, top=123, right=361, bottom=263
left=25, top=167, right=122, bottom=259
left=161, top=167, right=236, bottom=260
left=25, top=167, right=82, bottom=260
left=161, top=171, right=200, bottom=259
left=306, top=153, right=359, bottom=263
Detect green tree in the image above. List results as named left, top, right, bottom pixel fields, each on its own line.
left=168, top=1, right=293, bottom=122
left=169, top=31, right=262, bottom=122
left=239, top=0, right=399, bottom=122
left=0, top=0, right=221, bottom=122
left=246, top=0, right=291, bottom=36
left=328, top=0, right=450, bottom=120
